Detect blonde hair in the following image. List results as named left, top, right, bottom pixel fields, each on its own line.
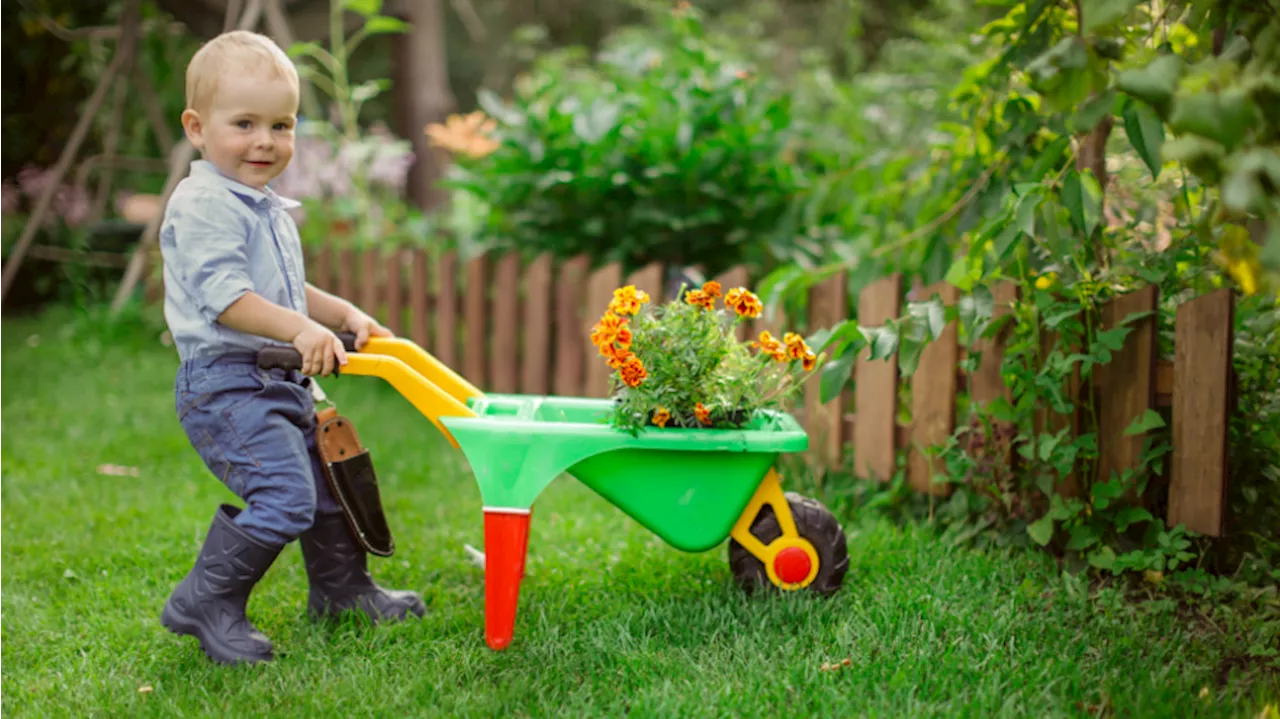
left=185, top=30, right=299, bottom=111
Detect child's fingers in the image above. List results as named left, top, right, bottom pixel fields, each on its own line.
left=355, top=324, right=370, bottom=350
left=370, top=322, right=394, bottom=338
left=320, top=344, right=334, bottom=377
left=302, top=345, right=318, bottom=376
left=332, top=335, right=348, bottom=368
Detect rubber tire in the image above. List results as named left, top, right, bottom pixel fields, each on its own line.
left=728, top=492, right=849, bottom=597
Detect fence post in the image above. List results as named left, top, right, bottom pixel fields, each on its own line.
left=434, top=251, right=458, bottom=370
left=489, top=253, right=521, bottom=394
left=409, top=249, right=430, bottom=350
left=1096, top=285, right=1158, bottom=498
left=907, top=282, right=961, bottom=496
left=1168, top=288, right=1234, bottom=536
left=804, top=271, right=847, bottom=470
left=463, top=255, right=489, bottom=390
left=520, top=254, right=554, bottom=396
left=554, top=256, right=589, bottom=397
left=854, top=273, right=902, bottom=482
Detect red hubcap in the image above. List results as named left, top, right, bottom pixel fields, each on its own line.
left=773, top=547, right=812, bottom=584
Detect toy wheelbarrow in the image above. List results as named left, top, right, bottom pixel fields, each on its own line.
left=259, top=334, right=849, bottom=650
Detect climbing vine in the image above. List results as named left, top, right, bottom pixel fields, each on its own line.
left=765, top=0, right=1280, bottom=578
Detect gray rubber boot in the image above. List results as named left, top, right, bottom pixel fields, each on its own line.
left=300, top=513, right=426, bottom=623
left=161, top=504, right=284, bottom=665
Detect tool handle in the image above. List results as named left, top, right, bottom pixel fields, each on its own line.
left=256, top=332, right=360, bottom=371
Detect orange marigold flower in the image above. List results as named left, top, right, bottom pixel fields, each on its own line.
left=591, top=313, right=627, bottom=349
left=701, top=280, right=723, bottom=299
left=424, top=111, right=500, bottom=159
left=604, top=344, right=633, bottom=369
left=802, top=350, right=817, bottom=372
left=694, top=402, right=712, bottom=425
left=684, top=289, right=715, bottom=310
left=618, top=356, right=648, bottom=388
left=652, top=406, right=671, bottom=428
left=608, top=285, right=650, bottom=316
left=751, top=330, right=787, bottom=361
left=725, top=287, right=763, bottom=318
left=783, top=332, right=810, bottom=361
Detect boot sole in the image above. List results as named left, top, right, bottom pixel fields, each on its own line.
left=161, top=602, right=274, bottom=666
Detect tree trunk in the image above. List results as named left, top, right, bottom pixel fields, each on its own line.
left=392, top=0, right=456, bottom=211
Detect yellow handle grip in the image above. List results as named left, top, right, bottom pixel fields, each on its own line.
left=341, top=354, right=475, bottom=448
left=358, top=337, right=484, bottom=406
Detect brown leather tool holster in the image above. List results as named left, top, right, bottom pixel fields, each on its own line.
left=315, top=408, right=395, bottom=557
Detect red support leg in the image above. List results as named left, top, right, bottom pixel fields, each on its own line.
left=483, top=508, right=531, bottom=650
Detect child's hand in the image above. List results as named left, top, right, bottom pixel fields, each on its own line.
left=292, top=319, right=348, bottom=376
left=340, top=307, right=393, bottom=350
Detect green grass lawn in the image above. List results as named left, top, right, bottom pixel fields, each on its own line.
left=3, top=307, right=1277, bottom=718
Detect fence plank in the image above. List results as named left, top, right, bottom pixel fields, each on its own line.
left=854, top=273, right=902, bottom=482
left=970, top=281, right=1019, bottom=406
left=385, top=249, right=404, bottom=336
left=409, top=249, right=429, bottom=349
left=463, top=255, right=489, bottom=389
left=584, top=263, right=624, bottom=398
left=804, top=271, right=847, bottom=469
left=625, top=262, right=664, bottom=303
left=489, top=253, right=521, bottom=394
left=554, top=256, right=590, bottom=397
left=521, top=254, right=554, bottom=395
left=714, top=266, right=751, bottom=341
left=359, top=248, right=379, bottom=319
left=434, top=251, right=458, bottom=371
left=1168, top=288, right=1234, bottom=537
left=314, top=244, right=332, bottom=292
left=337, top=247, right=355, bottom=302
left=1096, top=285, right=1158, bottom=496
left=908, top=282, right=961, bottom=496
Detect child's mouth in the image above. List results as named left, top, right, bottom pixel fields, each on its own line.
left=246, top=160, right=273, bottom=168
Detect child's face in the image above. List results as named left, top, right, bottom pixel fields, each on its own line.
left=182, top=70, right=298, bottom=190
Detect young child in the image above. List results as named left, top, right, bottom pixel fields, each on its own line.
left=158, top=30, right=424, bottom=666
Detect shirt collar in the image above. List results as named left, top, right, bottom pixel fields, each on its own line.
left=189, top=160, right=302, bottom=211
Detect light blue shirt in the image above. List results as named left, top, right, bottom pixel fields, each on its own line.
left=160, top=160, right=310, bottom=361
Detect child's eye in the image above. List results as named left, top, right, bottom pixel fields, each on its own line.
left=273, top=122, right=290, bottom=131
left=236, top=120, right=252, bottom=130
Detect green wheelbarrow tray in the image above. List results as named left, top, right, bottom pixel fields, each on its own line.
left=443, top=394, right=809, bottom=552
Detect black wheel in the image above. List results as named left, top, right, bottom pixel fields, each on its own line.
left=728, top=492, right=849, bottom=597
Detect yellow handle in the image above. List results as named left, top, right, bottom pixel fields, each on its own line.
left=358, top=337, right=484, bottom=405
left=342, top=354, right=476, bottom=448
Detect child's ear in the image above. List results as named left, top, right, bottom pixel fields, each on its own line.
left=181, top=109, right=204, bottom=150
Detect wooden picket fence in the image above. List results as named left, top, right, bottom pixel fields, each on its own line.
left=305, top=244, right=1236, bottom=539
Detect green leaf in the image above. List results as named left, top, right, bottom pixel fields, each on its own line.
left=866, top=326, right=900, bottom=361
left=1081, top=0, right=1142, bottom=34
left=994, top=222, right=1022, bottom=260
left=350, top=78, right=391, bottom=103
left=1091, top=479, right=1125, bottom=510
left=819, top=352, right=855, bottom=404
left=1170, top=88, right=1259, bottom=151
left=1015, top=190, right=1041, bottom=237
left=1122, top=97, right=1165, bottom=179
left=1088, top=546, right=1117, bottom=570
left=1061, top=171, right=1084, bottom=233
left=343, top=0, right=382, bottom=17
left=1080, top=170, right=1102, bottom=237
left=361, top=15, right=411, bottom=34
left=1262, top=221, right=1280, bottom=271
left=986, top=396, right=1018, bottom=422
left=1029, top=136, right=1071, bottom=180
left=1114, top=506, right=1154, bottom=531
left=925, top=295, right=947, bottom=341
left=1221, top=148, right=1280, bottom=216
left=1067, top=524, right=1100, bottom=550
left=1025, top=37, right=1093, bottom=112
left=1163, top=135, right=1226, bottom=184
left=1116, top=54, right=1183, bottom=116
left=1028, top=515, right=1055, bottom=546
left=1124, top=408, right=1166, bottom=436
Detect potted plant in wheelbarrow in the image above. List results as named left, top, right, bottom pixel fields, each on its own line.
left=587, top=280, right=850, bottom=599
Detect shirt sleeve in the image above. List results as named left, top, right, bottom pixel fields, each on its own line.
left=163, top=191, right=255, bottom=321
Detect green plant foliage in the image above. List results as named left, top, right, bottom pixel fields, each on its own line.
left=760, top=0, right=1280, bottom=582
left=431, top=5, right=804, bottom=275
